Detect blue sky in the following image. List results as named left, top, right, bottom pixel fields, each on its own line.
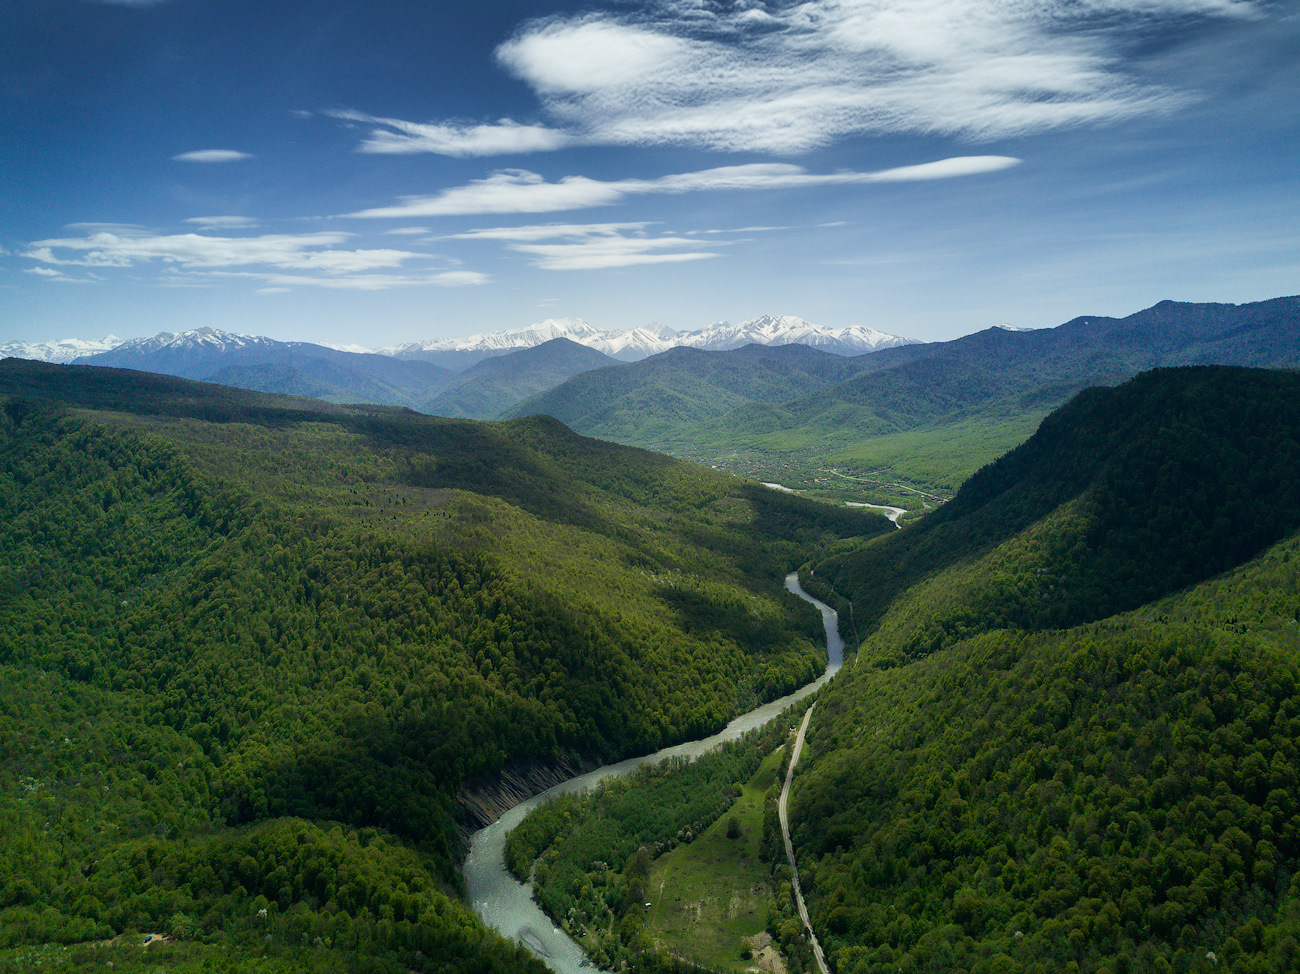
left=2, top=0, right=1297, bottom=348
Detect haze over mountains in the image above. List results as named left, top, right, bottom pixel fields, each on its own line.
left=2, top=314, right=913, bottom=369
left=6, top=296, right=1296, bottom=494
left=512, top=296, right=1300, bottom=464
left=375, top=315, right=913, bottom=365
left=9, top=299, right=1294, bottom=423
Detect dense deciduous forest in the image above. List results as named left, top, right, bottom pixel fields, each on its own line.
left=7, top=357, right=1300, bottom=974
left=510, top=365, right=1300, bottom=974
left=788, top=366, right=1300, bottom=973
left=0, top=360, right=886, bottom=971
left=793, top=539, right=1300, bottom=974
left=813, top=367, right=1300, bottom=660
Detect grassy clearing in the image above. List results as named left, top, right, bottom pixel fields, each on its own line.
left=645, top=745, right=786, bottom=972
left=829, top=411, right=1049, bottom=490
left=668, top=412, right=1048, bottom=515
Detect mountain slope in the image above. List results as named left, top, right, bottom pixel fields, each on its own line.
left=0, top=358, right=886, bottom=970
left=811, top=295, right=1300, bottom=416
left=508, top=343, right=878, bottom=442
left=810, top=365, right=1300, bottom=655
left=205, top=357, right=431, bottom=405
left=422, top=337, right=618, bottom=419
left=796, top=537, right=1300, bottom=973
left=785, top=365, right=1300, bottom=973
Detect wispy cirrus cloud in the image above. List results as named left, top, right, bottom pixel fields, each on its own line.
left=25, top=230, right=414, bottom=273
left=23, top=229, right=485, bottom=290
left=346, top=156, right=1020, bottom=218
left=24, top=266, right=78, bottom=281
left=328, top=110, right=570, bottom=156
left=172, top=149, right=254, bottom=163
left=184, top=216, right=259, bottom=229
left=450, top=222, right=720, bottom=270
left=210, top=269, right=489, bottom=292
left=341, top=0, right=1259, bottom=156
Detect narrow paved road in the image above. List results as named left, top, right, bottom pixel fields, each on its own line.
left=779, top=704, right=831, bottom=974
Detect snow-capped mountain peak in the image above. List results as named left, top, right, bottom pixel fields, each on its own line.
left=676, top=314, right=914, bottom=354
left=379, top=317, right=678, bottom=363
left=4, top=312, right=913, bottom=373
left=379, top=313, right=912, bottom=364
left=0, top=335, right=125, bottom=364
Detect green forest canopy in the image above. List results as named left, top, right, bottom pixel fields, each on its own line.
left=789, top=366, right=1300, bottom=973
left=508, top=365, right=1300, bottom=974
left=0, top=359, right=886, bottom=972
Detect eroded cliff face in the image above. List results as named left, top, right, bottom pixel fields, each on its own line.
left=456, top=754, right=599, bottom=832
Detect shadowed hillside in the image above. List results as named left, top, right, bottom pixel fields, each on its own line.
left=811, top=366, right=1300, bottom=659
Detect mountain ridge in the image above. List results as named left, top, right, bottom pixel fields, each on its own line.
left=421, top=337, right=620, bottom=419
left=515, top=295, right=1300, bottom=483
left=380, top=313, right=916, bottom=368
left=1, top=312, right=914, bottom=372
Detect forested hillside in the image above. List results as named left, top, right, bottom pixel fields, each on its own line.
left=511, top=342, right=873, bottom=445
left=789, top=365, right=1300, bottom=973
left=810, top=366, right=1300, bottom=658
left=0, top=359, right=886, bottom=971
left=422, top=337, right=618, bottom=420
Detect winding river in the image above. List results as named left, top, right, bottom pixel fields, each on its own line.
left=463, top=572, right=843, bottom=972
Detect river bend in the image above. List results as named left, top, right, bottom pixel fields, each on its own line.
left=463, top=573, right=843, bottom=973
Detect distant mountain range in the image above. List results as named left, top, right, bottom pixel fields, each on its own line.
left=1, top=314, right=914, bottom=370
left=0, top=314, right=913, bottom=421
left=513, top=296, right=1300, bottom=435
left=60, top=327, right=458, bottom=411
left=379, top=314, right=915, bottom=369
left=5, top=298, right=1296, bottom=489
left=0, top=334, right=123, bottom=363
left=422, top=338, right=619, bottom=419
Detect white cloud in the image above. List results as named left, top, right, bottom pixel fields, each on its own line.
left=329, top=110, right=570, bottom=156
left=24, top=229, right=485, bottom=291
left=24, top=266, right=92, bottom=284
left=25, top=230, right=418, bottom=273
left=348, top=0, right=1258, bottom=155
left=217, top=270, right=491, bottom=291
left=347, top=156, right=1020, bottom=218
left=450, top=222, right=653, bottom=242
left=430, top=270, right=492, bottom=286
left=498, top=20, right=695, bottom=94
left=349, top=169, right=630, bottom=217
left=695, top=226, right=789, bottom=235
left=172, top=149, right=254, bottom=163
left=184, top=216, right=259, bottom=229
left=452, top=222, right=719, bottom=270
